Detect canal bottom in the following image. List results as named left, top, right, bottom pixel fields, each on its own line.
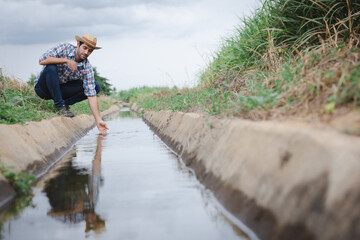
left=0, top=109, right=252, bottom=240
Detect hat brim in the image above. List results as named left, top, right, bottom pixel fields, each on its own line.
left=75, top=35, right=101, bottom=49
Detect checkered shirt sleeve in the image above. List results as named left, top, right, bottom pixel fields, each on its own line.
left=82, top=66, right=97, bottom=97
left=39, top=43, right=69, bottom=62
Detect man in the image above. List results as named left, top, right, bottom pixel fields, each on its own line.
left=34, top=33, right=108, bottom=134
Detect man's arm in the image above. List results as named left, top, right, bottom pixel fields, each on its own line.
left=39, top=57, right=77, bottom=73
left=88, top=96, right=108, bottom=134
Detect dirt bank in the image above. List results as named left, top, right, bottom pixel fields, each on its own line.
left=132, top=104, right=360, bottom=240
left=0, top=105, right=120, bottom=208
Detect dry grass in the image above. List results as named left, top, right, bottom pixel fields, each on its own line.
left=0, top=70, right=25, bottom=91
left=125, top=0, right=360, bottom=134
left=232, top=40, right=360, bottom=125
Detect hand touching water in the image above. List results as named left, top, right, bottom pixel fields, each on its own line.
left=97, top=120, right=109, bottom=134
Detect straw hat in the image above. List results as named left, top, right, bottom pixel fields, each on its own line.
left=75, top=33, right=101, bottom=49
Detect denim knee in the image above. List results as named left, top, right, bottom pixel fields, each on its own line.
left=44, top=64, right=57, bottom=73
left=95, top=81, right=101, bottom=94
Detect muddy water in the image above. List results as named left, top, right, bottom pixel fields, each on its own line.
left=0, top=109, right=256, bottom=240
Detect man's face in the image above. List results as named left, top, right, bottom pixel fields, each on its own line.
left=76, top=42, right=94, bottom=61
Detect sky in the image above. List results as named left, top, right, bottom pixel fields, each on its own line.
left=0, top=0, right=260, bottom=91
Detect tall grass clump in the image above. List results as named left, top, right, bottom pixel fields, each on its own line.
left=197, top=0, right=360, bottom=118
left=202, top=0, right=359, bottom=86
left=0, top=69, right=57, bottom=124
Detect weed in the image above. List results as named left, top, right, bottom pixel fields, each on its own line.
left=0, top=165, right=35, bottom=195
left=199, top=0, right=359, bottom=91
left=325, top=102, right=336, bottom=114
left=70, top=96, right=114, bottom=115
left=0, top=70, right=57, bottom=124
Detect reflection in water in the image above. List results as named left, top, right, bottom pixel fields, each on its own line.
left=0, top=194, right=35, bottom=240
left=118, top=109, right=138, bottom=118
left=43, top=135, right=105, bottom=235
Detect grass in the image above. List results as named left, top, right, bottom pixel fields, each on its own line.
left=128, top=43, right=359, bottom=120
left=201, top=0, right=359, bottom=78
left=122, top=0, right=360, bottom=123
left=0, top=69, right=57, bottom=124
left=0, top=165, right=35, bottom=196
left=70, top=95, right=115, bottom=115
left=128, top=87, right=232, bottom=115
left=118, top=86, right=165, bottom=103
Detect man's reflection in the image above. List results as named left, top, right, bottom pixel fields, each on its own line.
left=43, top=134, right=105, bottom=235
left=85, top=134, right=104, bottom=234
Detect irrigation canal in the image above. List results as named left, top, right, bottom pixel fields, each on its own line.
left=0, top=108, right=256, bottom=240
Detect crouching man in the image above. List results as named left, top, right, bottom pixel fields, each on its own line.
left=34, top=33, right=108, bottom=134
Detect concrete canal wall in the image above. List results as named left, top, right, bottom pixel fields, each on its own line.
left=0, top=105, right=120, bottom=208
left=133, top=104, right=360, bottom=240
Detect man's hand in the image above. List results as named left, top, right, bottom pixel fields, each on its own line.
left=66, top=59, right=77, bottom=73
left=88, top=94, right=108, bottom=134
left=96, top=120, right=109, bottom=134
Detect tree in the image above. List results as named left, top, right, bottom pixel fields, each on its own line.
left=93, top=67, right=112, bottom=95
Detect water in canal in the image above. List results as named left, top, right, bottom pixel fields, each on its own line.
left=0, top=108, right=255, bottom=240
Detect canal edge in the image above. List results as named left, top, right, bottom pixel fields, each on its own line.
left=0, top=105, right=121, bottom=209
left=132, top=103, right=360, bottom=240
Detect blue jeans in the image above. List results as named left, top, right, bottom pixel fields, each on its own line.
left=34, top=65, right=100, bottom=107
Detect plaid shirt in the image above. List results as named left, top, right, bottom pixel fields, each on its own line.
left=35, top=43, right=96, bottom=97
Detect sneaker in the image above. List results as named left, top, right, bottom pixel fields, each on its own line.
left=56, top=105, right=75, bottom=118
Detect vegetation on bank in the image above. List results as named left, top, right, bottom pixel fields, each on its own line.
left=0, top=69, right=57, bottom=124
left=122, top=0, right=360, bottom=120
left=0, top=165, right=35, bottom=196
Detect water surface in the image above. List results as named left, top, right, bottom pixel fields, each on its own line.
left=0, top=109, right=251, bottom=240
